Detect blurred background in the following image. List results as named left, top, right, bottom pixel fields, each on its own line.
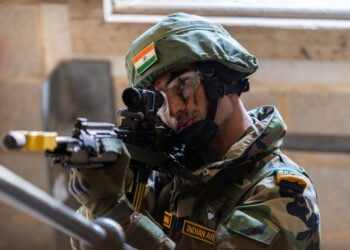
left=0, top=0, right=350, bottom=249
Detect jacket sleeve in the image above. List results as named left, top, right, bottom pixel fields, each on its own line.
left=70, top=198, right=175, bottom=250
left=214, top=173, right=321, bottom=250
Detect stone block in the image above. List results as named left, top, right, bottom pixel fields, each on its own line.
left=227, top=25, right=350, bottom=61
left=0, top=79, right=43, bottom=133
left=68, top=0, right=103, bottom=18
left=0, top=5, right=43, bottom=76
left=252, top=59, right=350, bottom=86
left=241, top=88, right=284, bottom=113
left=41, top=4, right=72, bottom=74
left=70, top=19, right=152, bottom=54
left=287, top=88, right=350, bottom=135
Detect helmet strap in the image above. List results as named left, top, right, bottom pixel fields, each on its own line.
left=199, top=65, right=250, bottom=97
left=206, top=96, right=218, bottom=121
left=173, top=119, right=218, bottom=149
left=172, top=63, right=250, bottom=155
left=198, top=63, right=250, bottom=121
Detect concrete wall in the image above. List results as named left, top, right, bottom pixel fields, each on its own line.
left=0, top=1, right=349, bottom=249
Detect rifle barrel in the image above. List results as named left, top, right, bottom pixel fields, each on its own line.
left=2, top=131, right=78, bottom=151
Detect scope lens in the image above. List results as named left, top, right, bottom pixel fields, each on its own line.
left=122, top=87, right=164, bottom=114
left=122, top=87, right=142, bottom=109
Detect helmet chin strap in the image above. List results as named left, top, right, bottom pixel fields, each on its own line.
left=175, top=62, right=250, bottom=150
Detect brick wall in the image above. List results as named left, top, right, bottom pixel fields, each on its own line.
left=0, top=1, right=349, bottom=249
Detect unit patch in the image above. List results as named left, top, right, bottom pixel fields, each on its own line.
left=133, top=42, right=157, bottom=75
left=163, top=211, right=173, bottom=229
left=272, top=168, right=308, bottom=189
left=181, top=219, right=215, bottom=244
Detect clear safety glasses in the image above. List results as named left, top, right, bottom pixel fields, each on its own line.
left=166, top=70, right=202, bottom=98
left=157, top=70, right=202, bottom=116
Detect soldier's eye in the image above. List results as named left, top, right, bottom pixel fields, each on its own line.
left=166, top=71, right=201, bottom=98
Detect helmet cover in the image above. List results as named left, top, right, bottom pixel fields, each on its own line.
left=125, top=12, right=258, bottom=88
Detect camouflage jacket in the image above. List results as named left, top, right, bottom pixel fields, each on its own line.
left=156, top=106, right=320, bottom=250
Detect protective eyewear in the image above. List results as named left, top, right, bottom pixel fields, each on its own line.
left=163, top=70, right=202, bottom=99
left=158, top=70, right=202, bottom=116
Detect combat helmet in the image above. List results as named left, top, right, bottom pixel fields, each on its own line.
left=125, top=12, right=258, bottom=150
left=125, top=12, right=258, bottom=89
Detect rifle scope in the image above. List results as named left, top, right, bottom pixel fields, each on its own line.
left=122, top=87, right=164, bottom=115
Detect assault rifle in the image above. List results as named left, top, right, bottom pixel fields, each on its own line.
left=2, top=87, right=193, bottom=211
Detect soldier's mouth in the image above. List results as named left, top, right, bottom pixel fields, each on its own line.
left=176, top=118, right=194, bottom=132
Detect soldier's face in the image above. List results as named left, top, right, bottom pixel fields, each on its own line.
left=154, top=64, right=208, bottom=133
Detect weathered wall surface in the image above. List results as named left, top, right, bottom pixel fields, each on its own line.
left=0, top=1, right=349, bottom=249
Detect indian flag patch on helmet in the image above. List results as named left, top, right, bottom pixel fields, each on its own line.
left=133, top=42, right=157, bottom=75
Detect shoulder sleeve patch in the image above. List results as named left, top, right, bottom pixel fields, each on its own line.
left=225, top=210, right=280, bottom=246
left=272, top=168, right=308, bottom=189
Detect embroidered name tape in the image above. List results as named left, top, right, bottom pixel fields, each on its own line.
left=163, top=211, right=173, bottom=229
left=133, top=42, right=157, bottom=75
left=182, top=219, right=215, bottom=245
left=273, top=168, right=308, bottom=189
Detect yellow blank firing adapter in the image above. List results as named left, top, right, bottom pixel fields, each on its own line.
left=3, top=131, right=58, bottom=151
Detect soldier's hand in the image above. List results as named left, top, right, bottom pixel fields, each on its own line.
left=68, top=139, right=131, bottom=217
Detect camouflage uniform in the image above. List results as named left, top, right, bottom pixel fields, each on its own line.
left=155, top=105, right=320, bottom=249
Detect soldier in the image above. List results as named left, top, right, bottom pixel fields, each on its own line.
left=69, top=12, right=321, bottom=249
